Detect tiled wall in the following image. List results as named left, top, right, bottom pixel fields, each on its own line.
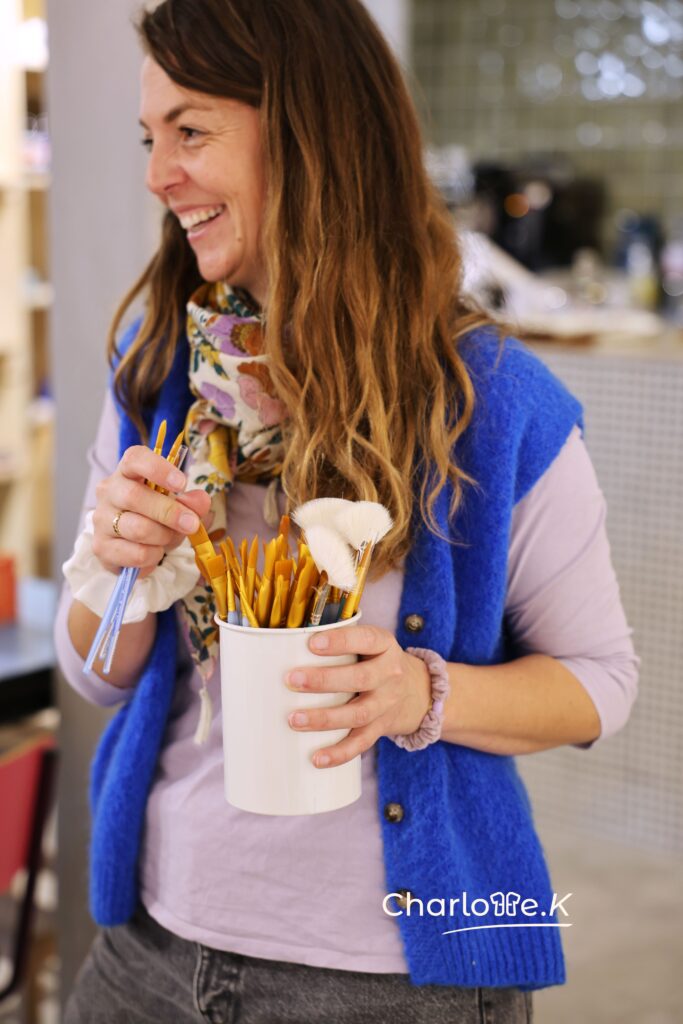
left=517, top=347, right=683, bottom=854
left=410, top=0, right=683, bottom=237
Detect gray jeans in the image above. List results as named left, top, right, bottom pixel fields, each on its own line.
left=64, top=905, right=533, bottom=1024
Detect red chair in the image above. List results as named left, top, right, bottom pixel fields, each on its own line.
left=0, top=735, right=57, bottom=1001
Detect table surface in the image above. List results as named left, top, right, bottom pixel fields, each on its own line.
left=0, top=578, right=57, bottom=682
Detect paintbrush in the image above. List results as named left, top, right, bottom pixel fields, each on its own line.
left=285, top=556, right=319, bottom=628
left=269, top=559, right=293, bottom=627
left=85, top=422, right=183, bottom=675
left=256, top=537, right=277, bottom=626
left=205, top=551, right=228, bottom=619
left=335, top=501, right=392, bottom=620
left=100, top=437, right=189, bottom=672
left=246, top=535, right=258, bottom=607
left=291, top=498, right=355, bottom=622
left=291, top=498, right=353, bottom=536
left=226, top=566, right=240, bottom=625
left=237, top=574, right=259, bottom=627
left=303, top=524, right=357, bottom=626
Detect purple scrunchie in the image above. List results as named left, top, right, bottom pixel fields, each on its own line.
left=390, top=646, right=451, bottom=751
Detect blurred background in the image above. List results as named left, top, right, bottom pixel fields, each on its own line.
left=0, top=0, right=681, bottom=1020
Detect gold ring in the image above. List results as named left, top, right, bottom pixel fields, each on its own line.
left=112, top=511, right=124, bottom=538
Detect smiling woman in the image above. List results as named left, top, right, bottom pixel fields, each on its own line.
left=57, top=1, right=638, bottom=1022
left=138, top=61, right=267, bottom=295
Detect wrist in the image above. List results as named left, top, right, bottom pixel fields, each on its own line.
left=408, top=652, right=432, bottom=731
left=389, top=647, right=451, bottom=752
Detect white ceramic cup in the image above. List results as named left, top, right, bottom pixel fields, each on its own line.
left=216, top=611, right=363, bottom=815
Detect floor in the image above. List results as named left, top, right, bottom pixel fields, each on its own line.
left=531, top=832, right=683, bottom=1024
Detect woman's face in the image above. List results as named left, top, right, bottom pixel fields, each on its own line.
left=139, top=57, right=267, bottom=304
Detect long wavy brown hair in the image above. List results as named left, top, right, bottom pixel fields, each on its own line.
left=110, top=0, right=500, bottom=576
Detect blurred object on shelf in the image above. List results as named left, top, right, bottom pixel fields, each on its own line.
left=13, top=16, right=48, bottom=72
left=613, top=210, right=662, bottom=270
left=22, top=113, right=50, bottom=176
left=627, top=242, right=659, bottom=311
left=424, top=145, right=473, bottom=209
left=571, top=249, right=607, bottom=306
left=0, top=578, right=56, bottom=720
left=459, top=230, right=667, bottom=345
left=0, top=555, right=17, bottom=627
left=23, top=268, right=54, bottom=311
left=28, top=397, right=54, bottom=580
left=465, top=155, right=606, bottom=272
left=660, top=219, right=683, bottom=326
left=613, top=210, right=663, bottom=311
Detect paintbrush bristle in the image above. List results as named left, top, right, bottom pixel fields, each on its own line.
left=304, top=524, right=357, bottom=591
left=334, top=501, right=393, bottom=550
left=291, top=498, right=354, bottom=533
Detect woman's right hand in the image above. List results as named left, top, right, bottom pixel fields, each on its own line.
left=91, top=445, right=212, bottom=576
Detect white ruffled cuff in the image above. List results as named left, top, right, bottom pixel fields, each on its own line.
left=62, top=510, right=200, bottom=622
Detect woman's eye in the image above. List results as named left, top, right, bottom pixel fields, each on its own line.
left=138, top=127, right=203, bottom=151
left=180, top=126, right=203, bottom=142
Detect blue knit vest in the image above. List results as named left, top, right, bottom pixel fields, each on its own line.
left=89, top=323, right=582, bottom=991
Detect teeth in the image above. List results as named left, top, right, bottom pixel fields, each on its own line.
left=178, top=205, right=224, bottom=230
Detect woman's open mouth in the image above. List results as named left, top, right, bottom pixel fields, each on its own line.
left=179, top=205, right=226, bottom=241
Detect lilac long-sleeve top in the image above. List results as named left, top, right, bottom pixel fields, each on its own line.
left=55, top=392, right=639, bottom=972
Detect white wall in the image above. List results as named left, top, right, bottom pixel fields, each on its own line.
left=363, top=0, right=409, bottom=65
left=47, top=0, right=154, bottom=999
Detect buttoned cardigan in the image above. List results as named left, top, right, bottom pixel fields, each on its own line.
left=88, top=323, right=582, bottom=991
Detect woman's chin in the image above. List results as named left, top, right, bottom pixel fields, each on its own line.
left=195, top=260, right=237, bottom=285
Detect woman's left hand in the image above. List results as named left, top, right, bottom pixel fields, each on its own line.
left=285, top=624, right=432, bottom=768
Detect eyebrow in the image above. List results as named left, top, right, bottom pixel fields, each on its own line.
left=138, top=102, right=212, bottom=130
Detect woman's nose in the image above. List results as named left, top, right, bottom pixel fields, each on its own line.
left=145, top=141, right=186, bottom=197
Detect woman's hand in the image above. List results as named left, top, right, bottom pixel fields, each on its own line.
left=91, top=445, right=211, bottom=576
left=285, top=624, right=432, bottom=768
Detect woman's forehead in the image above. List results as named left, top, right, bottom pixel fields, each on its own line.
left=139, top=57, right=244, bottom=124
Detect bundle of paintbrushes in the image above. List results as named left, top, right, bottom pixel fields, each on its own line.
left=84, top=420, right=187, bottom=676
left=195, top=498, right=393, bottom=629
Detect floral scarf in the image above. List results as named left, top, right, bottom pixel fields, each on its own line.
left=180, top=280, right=288, bottom=686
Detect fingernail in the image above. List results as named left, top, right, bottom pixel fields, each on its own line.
left=314, top=753, right=330, bottom=767
left=179, top=512, right=198, bottom=532
left=290, top=712, right=308, bottom=727
left=287, top=670, right=306, bottom=689
left=311, top=633, right=329, bottom=650
left=168, top=469, right=185, bottom=490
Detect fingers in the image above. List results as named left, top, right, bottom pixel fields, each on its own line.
left=288, top=693, right=380, bottom=733
left=307, top=624, right=393, bottom=659
left=176, top=489, right=212, bottom=519
left=285, top=626, right=403, bottom=769
left=94, top=507, right=177, bottom=549
left=91, top=445, right=215, bottom=575
left=286, top=627, right=399, bottom=695
left=288, top=694, right=383, bottom=768
left=118, top=445, right=187, bottom=493
left=141, top=490, right=213, bottom=554
left=285, top=657, right=376, bottom=694
left=90, top=535, right=166, bottom=575
left=102, top=477, right=200, bottom=535
left=310, top=722, right=380, bottom=768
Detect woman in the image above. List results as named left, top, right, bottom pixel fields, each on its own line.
left=57, top=1, right=639, bottom=1021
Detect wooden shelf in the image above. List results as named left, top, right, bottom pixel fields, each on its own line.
left=0, top=172, right=50, bottom=192
left=0, top=0, right=51, bottom=575
left=22, top=170, right=50, bottom=191
left=0, top=455, right=24, bottom=485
